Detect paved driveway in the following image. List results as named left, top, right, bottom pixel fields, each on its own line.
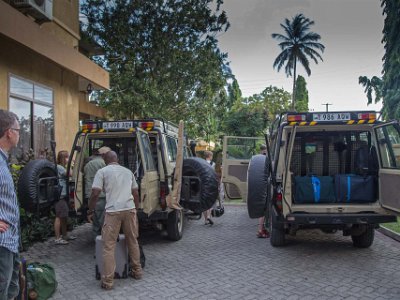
left=24, top=205, right=400, bottom=300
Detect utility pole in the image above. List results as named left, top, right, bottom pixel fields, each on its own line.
left=322, top=103, right=332, bottom=112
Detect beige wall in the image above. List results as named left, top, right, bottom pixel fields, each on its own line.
left=0, top=35, right=80, bottom=153
left=42, top=0, right=80, bottom=49
left=0, top=1, right=109, bottom=90
left=0, top=0, right=108, bottom=154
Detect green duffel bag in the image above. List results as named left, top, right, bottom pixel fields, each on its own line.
left=27, top=262, right=57, bottom=300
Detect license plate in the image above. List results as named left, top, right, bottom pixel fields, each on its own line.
left=312, top=113, right=351, bottom=122
left=102, top=121, right=133, bottom=130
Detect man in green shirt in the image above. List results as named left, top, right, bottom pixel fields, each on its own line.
left=84, top=146, right=110, bottom=237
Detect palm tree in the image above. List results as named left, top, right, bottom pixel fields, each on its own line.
left=272, top=14, right=325, bottom=110
left=358, top=76, right=383, bottom=105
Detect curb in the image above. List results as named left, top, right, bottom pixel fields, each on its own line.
left=377, top=226, right=400, bottom=243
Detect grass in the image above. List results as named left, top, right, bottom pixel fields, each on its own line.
left=381, top=217, right=400, bottom=234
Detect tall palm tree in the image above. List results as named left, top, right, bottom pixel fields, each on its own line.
left=272, top=14, right=325, bottom=110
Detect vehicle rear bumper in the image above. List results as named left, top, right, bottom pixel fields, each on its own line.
left=285, top=213, right=396, bottom=225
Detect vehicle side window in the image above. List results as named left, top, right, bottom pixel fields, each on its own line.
left=226, top=137, right=261, bottom=159
left=166, top=136, right=177, bottom=162
left=375, top=124, right=400, bottom=169
left=139, top=132, right=156, bottom=171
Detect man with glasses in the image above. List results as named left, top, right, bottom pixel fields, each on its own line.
left=0, top=109, right=21, bottom=300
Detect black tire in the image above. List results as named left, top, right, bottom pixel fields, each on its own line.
left=247, top=155, right=269, bottom=219
left=269, top=205, right=285, bottom=247
left=167, top=209, right=184, bottom=241
left=351, top=227, right=375, bottom=248
left=181, top=157, right=218, bottom=213
left=18, top=159, right=59, bottom=213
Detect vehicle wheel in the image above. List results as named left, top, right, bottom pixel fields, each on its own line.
left=181, top=157, right=218, bottom=213
left=269, top=205, right=285, bottom=247
left=351, top=226, right=375, bottom=248
left=247, top=155, right=269, bottom=218
left=167, top=209, right=184, bottom=241
left=17, top=159, right=59, bottom=213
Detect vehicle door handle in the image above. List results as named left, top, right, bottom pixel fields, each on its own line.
left=240, top=162, right=249, bottom=165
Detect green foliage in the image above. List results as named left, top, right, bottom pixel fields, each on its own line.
left=81, top=0, right=232, bottom=140
left=381, top=0, right=400, bottom=119
left=20, top=209, right=55, bottom=251
left=227, top=79, right=242, bottom=108
left=294, top=75, right=309, bottom=112
left=223, top=105, right=266, bottom=136
left=223, top=86, right=291, bottom=136
left=272, top=14, right=324, bottom=109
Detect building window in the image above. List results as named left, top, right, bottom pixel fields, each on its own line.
left=9, top=75, right=54, bottom=159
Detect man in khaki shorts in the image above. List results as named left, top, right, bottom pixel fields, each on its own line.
left=87, top=151, right=143, bottom=290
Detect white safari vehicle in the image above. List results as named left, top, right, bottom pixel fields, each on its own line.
left=223, top=111, right=399, bottom=247
left=67, top=119, right=218, bottom=241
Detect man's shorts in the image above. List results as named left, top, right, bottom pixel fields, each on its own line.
left=55, top=199, right=69, bottom=218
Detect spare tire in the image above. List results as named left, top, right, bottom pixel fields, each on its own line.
left=180, top=157, right=218, bottom=214
left=18, top=159, right=59, bottom=213
left=247, top=154, right=269, bottom=219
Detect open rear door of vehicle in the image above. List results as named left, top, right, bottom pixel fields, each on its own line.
left=136, top=128, right=160, bottom=216
left=67, top=132, right=88, bottom=213
left=374, top=121, right=400, bottom=215
left=222, top=136, right=265, bottom=201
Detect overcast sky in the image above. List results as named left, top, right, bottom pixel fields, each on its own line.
left=217, top=0, right=384, bottom=112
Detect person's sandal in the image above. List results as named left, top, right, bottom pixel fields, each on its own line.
left=101, top=282, right=113, bottom=290
left=207, top=218, right=214, bottom=225
left=257, top=230, right=267, bottom=238
left=54, top=238, right=69, bottom=245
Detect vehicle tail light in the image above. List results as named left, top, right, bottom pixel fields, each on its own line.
left=275, top=192, right=283, bottom=212
left=287, top=114, right=306, bottom=122
left=357, top=113, right=376, bottom=121
left=139, top=121, right=154, bottom=131
left=160, top=183, right=167, bottom=210
left=81, top=123, right=97, bottom=131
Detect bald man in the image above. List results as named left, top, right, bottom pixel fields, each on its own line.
left=88, top=151, right=142, bottom=290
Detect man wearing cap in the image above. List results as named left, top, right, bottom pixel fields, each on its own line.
left=84, top=146, right=111, bottom=237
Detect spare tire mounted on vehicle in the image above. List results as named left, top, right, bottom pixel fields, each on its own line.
left=18, top=159, right=59, bottom=213
left=247, top=154, right=269, bottom=219
left=180, top=157, right=218, bottom=214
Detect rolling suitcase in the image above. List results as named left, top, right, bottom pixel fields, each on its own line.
left=95, top=234, right=129, bottom=280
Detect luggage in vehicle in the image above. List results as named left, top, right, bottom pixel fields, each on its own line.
left=294, top=175, right=336, bottom=204
left=335, top=174, right=376, bottom=203
left=95, top=234, right=129, bottom=280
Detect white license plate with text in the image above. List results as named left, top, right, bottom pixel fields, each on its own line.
left=312, top=113, right=351, bottom=122
left=102, top=121, right=134, bottom=129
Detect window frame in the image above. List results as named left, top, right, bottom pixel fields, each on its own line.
left=8, top=74, right=54, bottom=158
